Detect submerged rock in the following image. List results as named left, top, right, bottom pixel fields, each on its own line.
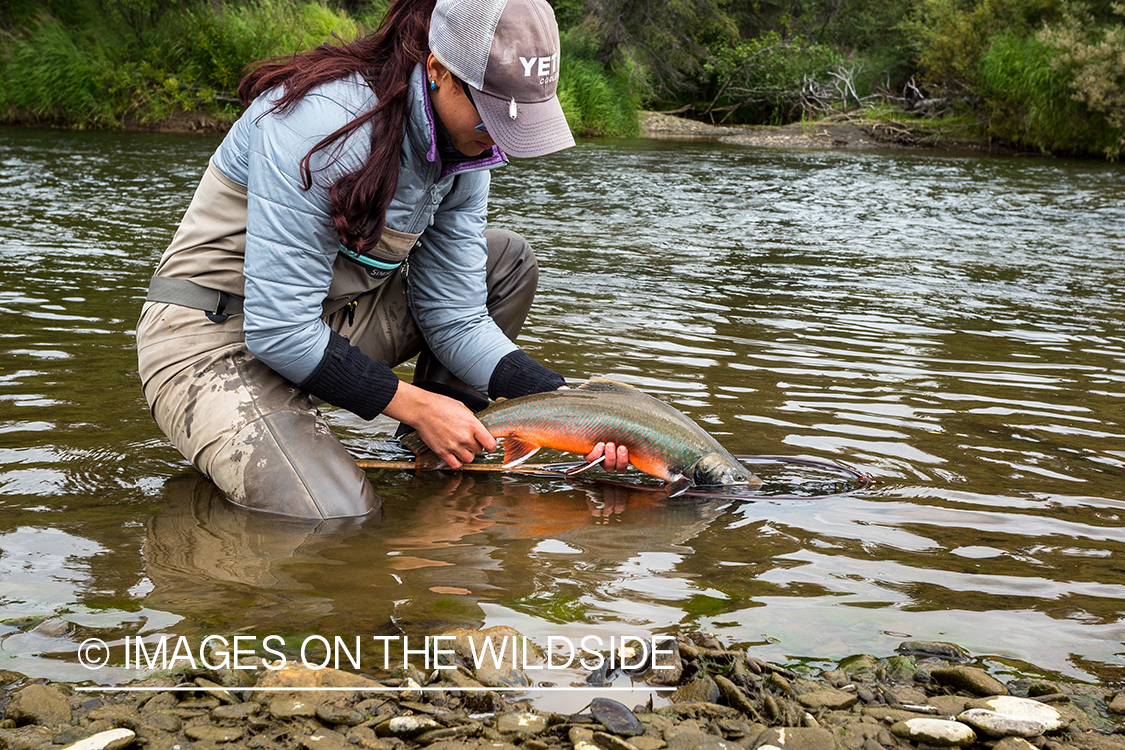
left=896, top=641, right=973, bottom=661
left=931, top=665, right=1009, bottom=697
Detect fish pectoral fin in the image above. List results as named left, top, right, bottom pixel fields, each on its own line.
left=665, top=475, right=692, bottom=497
left=564, top=455, right=605, bottom=475
left=500, top=437, right=541, bottom=468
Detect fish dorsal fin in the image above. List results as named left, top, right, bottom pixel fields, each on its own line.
left=578, top=377, right=638, bottom=393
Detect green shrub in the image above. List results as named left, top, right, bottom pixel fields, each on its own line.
left=700, top=31, right=842, bottom=124
left=905, top=0, right=1057, bottom=87
left=978, top=29, right=1118, bottom=154
left=1040, top=2, right=1125, bottom=157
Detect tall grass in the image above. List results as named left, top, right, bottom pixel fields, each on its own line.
left=556, top=29, right=641, bottom=138
left=0, top=0, right=359, bottom=127
left=0, top=14, right=115, bottom=125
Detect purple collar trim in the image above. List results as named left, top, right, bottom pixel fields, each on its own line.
left=422, top=82, right=508, bottom=176
left=440, top=147, right=507, bottom=179
left=422, top=84, right=439, bottom=164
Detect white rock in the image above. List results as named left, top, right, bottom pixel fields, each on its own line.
left=976, top=696, right=1065, bottom=732
left=891, top=718, right=977, bottom=748
left=59, top=728, right=136, bottom=750
left=958, top=708, right=1044, bottom=738
left=959, top=696, right=1065, bottom=738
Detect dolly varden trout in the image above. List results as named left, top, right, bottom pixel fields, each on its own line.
left=401, top=378, right=761, bottom=496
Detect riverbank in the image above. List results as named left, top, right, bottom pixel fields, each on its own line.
left=3, top=632, right=1123, bottom=750
left=640, top=111, right=1021, bottom=154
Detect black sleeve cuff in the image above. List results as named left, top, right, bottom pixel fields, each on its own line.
left=488, top=349, right=566, bottom=399
left=297, top=330, right=399, bottom=420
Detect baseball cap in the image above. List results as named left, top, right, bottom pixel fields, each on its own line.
left=429, top=0, right=575, bottom=158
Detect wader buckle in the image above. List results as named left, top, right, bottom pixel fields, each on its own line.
left=206, top=291, right=233, bottom=323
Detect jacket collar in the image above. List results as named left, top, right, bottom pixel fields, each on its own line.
left=406, top=64, right=508, bottom=179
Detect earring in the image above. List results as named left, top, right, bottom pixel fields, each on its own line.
left=428, top=77, right=436, bottom=91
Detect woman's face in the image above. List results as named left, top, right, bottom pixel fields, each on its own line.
left=425, top=55, right=496, bottom=157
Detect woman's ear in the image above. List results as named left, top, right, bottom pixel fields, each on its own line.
left=425, top=53, right=449, bottom=86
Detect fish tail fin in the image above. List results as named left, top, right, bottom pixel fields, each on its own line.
left=399, top=430, right=450, bottom=471
left=501, top=437, right=541, bottom=468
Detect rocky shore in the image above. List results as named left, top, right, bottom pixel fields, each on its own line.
left=2, top=630, right=1123, bottom=750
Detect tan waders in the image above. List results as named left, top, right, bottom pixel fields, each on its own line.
left=137, top=228, right=539, bottom=520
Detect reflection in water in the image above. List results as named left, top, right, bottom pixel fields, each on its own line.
left=0, top=127, right=1123, bottom=688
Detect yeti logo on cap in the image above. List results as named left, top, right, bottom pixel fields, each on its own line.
left=519, top=54, right=560, bottom=85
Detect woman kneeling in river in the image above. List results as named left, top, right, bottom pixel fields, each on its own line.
left=137, top=0, right=627, bottom=519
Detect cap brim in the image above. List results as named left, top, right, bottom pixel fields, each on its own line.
left=474, top=90, right=575, bottom=158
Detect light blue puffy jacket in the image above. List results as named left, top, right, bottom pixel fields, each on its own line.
left=210, top=63, right=515, bottom=395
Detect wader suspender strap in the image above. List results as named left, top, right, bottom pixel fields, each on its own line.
left=145, top=276, right=244, bottom=323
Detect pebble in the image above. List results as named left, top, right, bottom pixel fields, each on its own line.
left=931, top=665, right=1009, bottom=697
left=495, top=710, right=548, bottom=735
left=890, top=718, right=977, bottom=747
left=300, top=729, right=352, bottom=750
left=269, top=696, right=318, bottom=719
left=194, top=676, right=237, bottom=704
left=664, top=723, right=716, bottom=750
left=184, top=724, right=244, bottom=742
left=591, top=697, right=645, bottom=737
left=927, top=695, right=972, bottom=716
left=647, top=638, right=684, bottom=685
left=994, top=738, right=1039, bottom=750
left=796, top=689, right=859, bottom=711
left=211, top=702, right=261, bottom=720
left=593, top=731, right=643, bottom=750
left=670, top=675, right=720, bottom=704
left=374, top=714, right=443, bottom=737
left=314, top=702, right=365, bottom=727
left=58, top=728, right=137, bottom=750
left=1108, top=693, right=1125, bottom=715
left=4, top=683, right=72, bottom=727
left=139, top=713, right=183, bottom=732
left=752, top=727, right=837, bottom=750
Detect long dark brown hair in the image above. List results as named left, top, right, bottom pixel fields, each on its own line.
left=238, top=0, right=436, bottom=255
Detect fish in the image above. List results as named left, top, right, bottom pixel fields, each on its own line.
left=399, top=377, right=762, bottom=496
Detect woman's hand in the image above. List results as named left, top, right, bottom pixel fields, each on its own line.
left=385, top=383, right=496, bottom=469
left=585, top=442, right=629, bottom=473
left=556, top=385, right=629, bottom=473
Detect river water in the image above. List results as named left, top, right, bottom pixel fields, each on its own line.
left=0, top=126, right=1123, bottom=696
